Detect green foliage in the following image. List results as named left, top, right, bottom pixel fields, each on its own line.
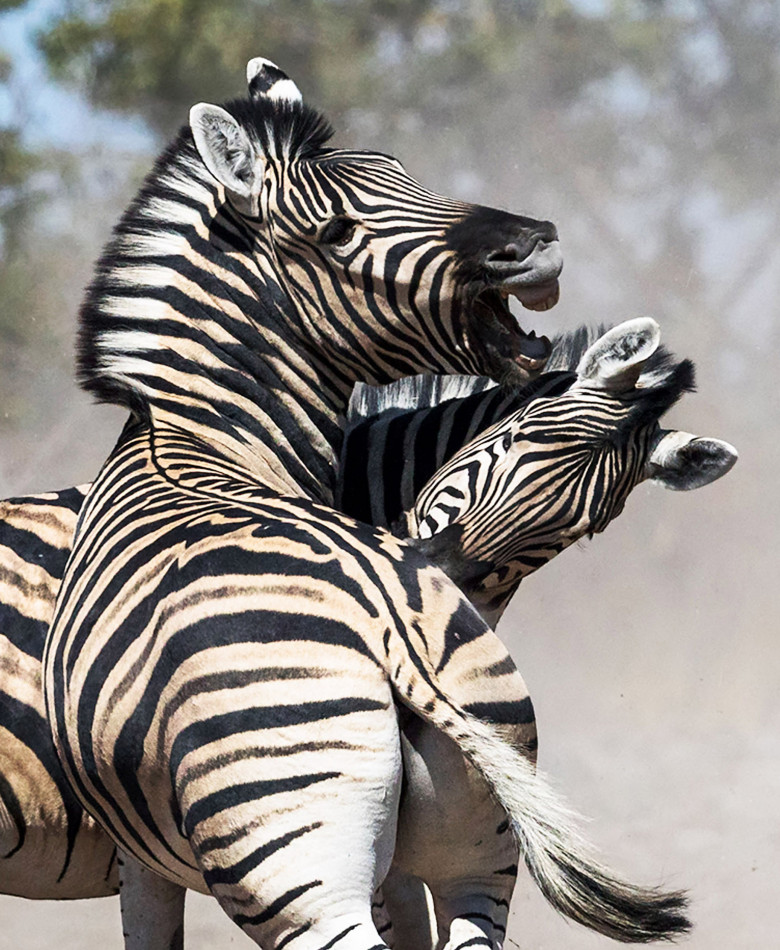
left=35, top=0, right=631, bottom=135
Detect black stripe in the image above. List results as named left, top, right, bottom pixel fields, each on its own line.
left=233, top=880, right=322, bottom=928
left=463, top=698, right=535, bottom=726
left=184, top=773, right=339, bottom=836
left=171, top=697, right=387, bottom=780
left=203, top=822, right=321, bottom=887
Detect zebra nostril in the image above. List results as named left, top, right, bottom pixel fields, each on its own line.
left=485, top=222, right=559, bottom=269
left=486, top=246, right=521, bottom=265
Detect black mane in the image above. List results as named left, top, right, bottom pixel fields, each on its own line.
left=222, top=96, right=335, bottom=160
left=76, top=92, right=335, bottom=411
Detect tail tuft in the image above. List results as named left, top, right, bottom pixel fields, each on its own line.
left=529, top=851, right=691, bottom=943
left=457, top=713, right=692, bottom=943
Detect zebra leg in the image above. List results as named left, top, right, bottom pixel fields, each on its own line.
left=376, top=867, right=437, bottom=950
left=394, top=712, right=520, bottom=950
left=170, top=652, right=404, bottom=950
left=430, top=883, right=511, bottom=950
left=118, top=850, right=186, bottom=950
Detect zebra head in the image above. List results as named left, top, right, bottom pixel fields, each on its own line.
left=188, top=57, right=561, bottom=386
left=407, top=318, right=737, bottom=624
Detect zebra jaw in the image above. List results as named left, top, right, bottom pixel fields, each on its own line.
left=484, top=246, right=562, bottom=374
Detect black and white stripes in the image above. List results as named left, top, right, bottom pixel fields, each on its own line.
left=2, top=58, right=734, bottom=950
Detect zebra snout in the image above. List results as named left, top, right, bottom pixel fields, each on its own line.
left=484, top=221, right=559, bottom=272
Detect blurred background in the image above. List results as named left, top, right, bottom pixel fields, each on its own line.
left=0, top=0, right=776, bottom=947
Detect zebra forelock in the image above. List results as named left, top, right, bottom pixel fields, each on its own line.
left=612, top=356, right=696, bottom=443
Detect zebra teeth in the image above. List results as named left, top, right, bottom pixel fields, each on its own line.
left=515, top=352, right=549, bottom=372
left=470, top=285, right=553, bottom=381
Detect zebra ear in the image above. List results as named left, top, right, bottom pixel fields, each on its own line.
left=574, top=318, right=661, bottom=393
left=189, top=103, right=265, bottom=216
left=646, top=430, right=738, bottom=491
left=246, top=57, right=303, bottom=103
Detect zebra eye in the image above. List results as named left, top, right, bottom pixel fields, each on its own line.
left=320, top=216, right=357, bottom=247
left=501, top=433, right=512, bottom=452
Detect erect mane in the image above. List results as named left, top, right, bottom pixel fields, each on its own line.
left=347, top=375, right=497, bottom=425
left=75, top=92, right=335, bottom=412
left=347, top=324, right=695, bottom=428
left=221, top=96, right=335, bottom=161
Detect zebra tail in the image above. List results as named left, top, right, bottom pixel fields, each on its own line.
left=401, top=694, right=691, bottom=942
left=455, top=714, right=690, bottom=942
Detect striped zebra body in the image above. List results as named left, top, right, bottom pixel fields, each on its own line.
left=1, top=369, right=566, bottom=909
left=41, top=57, right=577, bottom=950
left=0, top=369, right=565, bottom=913
left=45, top=419, right=543, bottom=949
left=2, top=327, right=735, bottom=946
left=8, top=57, right=730, bottom=948
left=0, top=486, right=119, bottom=899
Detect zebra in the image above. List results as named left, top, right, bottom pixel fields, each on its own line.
left=71, top=56, right=562, bottom=512
left=28, top=56, right=702, bottom=947
left=2, top=321, right=734, bottom=947
left=374, top=318, right=737, bottom=948
left=38, top=52, right=582, bottom=950
left=3, top=372, right=567, bottom=909
left=394, top=319, right=740, bottom=626
left=0, top=485, right=119, bottom=900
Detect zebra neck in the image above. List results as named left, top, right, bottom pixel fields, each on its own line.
left=95, top=419, right=320, bottom=511
left=78, top=140, right=351, bottom=503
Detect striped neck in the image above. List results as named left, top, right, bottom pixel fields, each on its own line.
left=78, top=137, right=358, bottom=503
left=77, top=93, right=565, bottom=503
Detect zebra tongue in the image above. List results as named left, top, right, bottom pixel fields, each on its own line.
left=516, top=330, right=551, bottom=370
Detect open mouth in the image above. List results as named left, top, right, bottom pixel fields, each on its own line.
left=472, top=281, right=558, bottom=378
left=469, top=236, right=562, bottom=381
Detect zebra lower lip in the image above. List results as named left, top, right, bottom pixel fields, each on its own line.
left=514, top=278, right=561, bottom=312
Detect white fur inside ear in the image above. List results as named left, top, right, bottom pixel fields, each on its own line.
left=647, top=430, right=738, bottom=491
left=189, top=103, right=264, bottom=212
left=575, top=317, right=661, bottom=393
